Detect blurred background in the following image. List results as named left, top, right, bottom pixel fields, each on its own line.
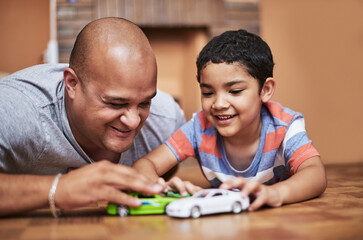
left=0, top=0, right=362, bottom=166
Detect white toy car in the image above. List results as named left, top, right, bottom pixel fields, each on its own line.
left=166, top=188, right=249, bottom=218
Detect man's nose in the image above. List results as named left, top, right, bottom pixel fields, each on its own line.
left=120, top=109, right=141, bottom=130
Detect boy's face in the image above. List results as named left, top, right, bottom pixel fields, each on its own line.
left=199, top=62, right=263, bottom=140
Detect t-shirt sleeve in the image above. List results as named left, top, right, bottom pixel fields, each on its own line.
left=165, top=118, right=197, bottom=162
left=283, top=116, right=320, bottom=174
left=0, top=88, right=46, bottom=173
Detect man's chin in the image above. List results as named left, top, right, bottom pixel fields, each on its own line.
left=106, top=141, right=134, bottom=153
left=105, top=130, right=138, bottom=152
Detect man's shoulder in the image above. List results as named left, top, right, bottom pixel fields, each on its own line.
left=2, top=64, right=67, bottom=82
left=0, top=64, right=67, bottom=106
left=149, top=90, right=185, bottom=121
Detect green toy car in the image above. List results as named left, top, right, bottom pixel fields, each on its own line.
left=107, top=192, right=189, bottom=216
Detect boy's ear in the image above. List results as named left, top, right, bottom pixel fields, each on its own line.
left=63, top=67, right=80, bottom=99
left=260, top=77, right=275, bottom=103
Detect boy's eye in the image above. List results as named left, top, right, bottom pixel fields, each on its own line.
left=230, top=89, right=243, bottom=94
left=201, top=92, right=213, bottom=96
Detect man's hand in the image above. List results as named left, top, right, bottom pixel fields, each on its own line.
left=56, top=160, right=163, bottom=210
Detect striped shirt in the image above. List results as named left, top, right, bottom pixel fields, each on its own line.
left=166, top=101, right=320, bottom=187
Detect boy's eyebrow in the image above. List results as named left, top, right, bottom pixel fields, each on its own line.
left=224, top=80, right=247, bottom=87
left=102, top=91, right=157, bottom=102
left=199, top=83, right=212, bottom=88
left=200, top=80, right=247, bottom=88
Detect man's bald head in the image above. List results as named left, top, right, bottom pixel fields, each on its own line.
left=69, top=17, right=154, bottom=82
left=64, top=18, right=157, bottom=156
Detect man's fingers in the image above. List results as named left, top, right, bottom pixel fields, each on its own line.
left=103, top=186, right=143, bottom=208
left=56, top=161, right=165, bottom=210
left=92, top=161, right=163, bottom=194
left=158, top=177, right=166, bottom=186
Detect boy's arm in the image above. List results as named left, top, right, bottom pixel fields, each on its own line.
left=133, top=144, right=179, bottom=182
left=220, top=156, right=327, bottom=211
left=268, top=156, right=327, bottom=206
left=133, top=144, right=203, bottom=195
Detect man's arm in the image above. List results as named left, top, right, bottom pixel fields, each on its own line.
left=0, top=161, right=163, bottom=216
left=0, top=173, right=54, bottom=215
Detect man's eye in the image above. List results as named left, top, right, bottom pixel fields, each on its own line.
left=230, top=89, right=243, bottom=95
left=139, top=101, right=151, bottom=108
left=108, top=103, right=127, bottom=108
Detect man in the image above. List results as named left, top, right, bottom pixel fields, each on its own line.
left=0, top=18, right=185, bottom=216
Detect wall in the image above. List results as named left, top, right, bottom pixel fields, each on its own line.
left=56, top=0, right=258, bottom=120
left=2, top=0, right=361, bottom=165
left=0, top=0, right=49, bottom=74
left=260, top=0, right=363, bottom=164
left=144, top=28, right=208, bottom=120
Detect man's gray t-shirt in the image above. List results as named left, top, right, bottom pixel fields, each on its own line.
left=0, top=64, right=185, bottom=174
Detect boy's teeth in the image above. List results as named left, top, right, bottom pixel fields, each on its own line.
left=217, top=115, right=234, bottom=120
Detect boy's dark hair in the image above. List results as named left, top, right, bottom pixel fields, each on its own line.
left=196, top=29, right=274, bottom=92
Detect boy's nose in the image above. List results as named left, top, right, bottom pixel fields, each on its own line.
left=213, top=95, right=229, bottom=109
left=120, top=109, right=141, bottom=130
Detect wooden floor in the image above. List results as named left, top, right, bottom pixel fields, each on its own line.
left=0, top=163, right=362, bottom=240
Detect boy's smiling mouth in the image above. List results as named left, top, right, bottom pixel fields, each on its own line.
left=214, top=114, right=237, bottom=120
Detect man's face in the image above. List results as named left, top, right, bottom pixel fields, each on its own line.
left=68, top=46, right=157, bottom=156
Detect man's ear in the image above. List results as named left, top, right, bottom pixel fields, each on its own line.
left=260, top=77, right=275, bottom=103
left=63, top=67, right=79, bottom=99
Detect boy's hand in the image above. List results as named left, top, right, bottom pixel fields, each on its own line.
left=219, top=177, right=283, bottom=211
left=161, top=176, right=202, bottom=197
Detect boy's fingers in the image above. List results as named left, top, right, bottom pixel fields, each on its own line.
left=167, top=177, right=188, bottom=196
left=157, top=177, right=169, bottom=192
left=219, top=177, right=248, bottom=190
left=248, top=194, right=266, bottom=211
left=241, top=180, right=260, bottom=197
left=184, top=181, right=202, bottom=195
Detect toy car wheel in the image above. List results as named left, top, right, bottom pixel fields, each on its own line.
left=190, top=206, right=201, bottom=218
left=117, top=206, right=129, bottom=217
left=232, top=202, right=242, bottom=214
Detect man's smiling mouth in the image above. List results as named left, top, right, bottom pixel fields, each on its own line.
left=111, top=126, right=132, bottom=133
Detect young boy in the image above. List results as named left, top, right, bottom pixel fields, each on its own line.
left=133, top=29, right=327, bottom=211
